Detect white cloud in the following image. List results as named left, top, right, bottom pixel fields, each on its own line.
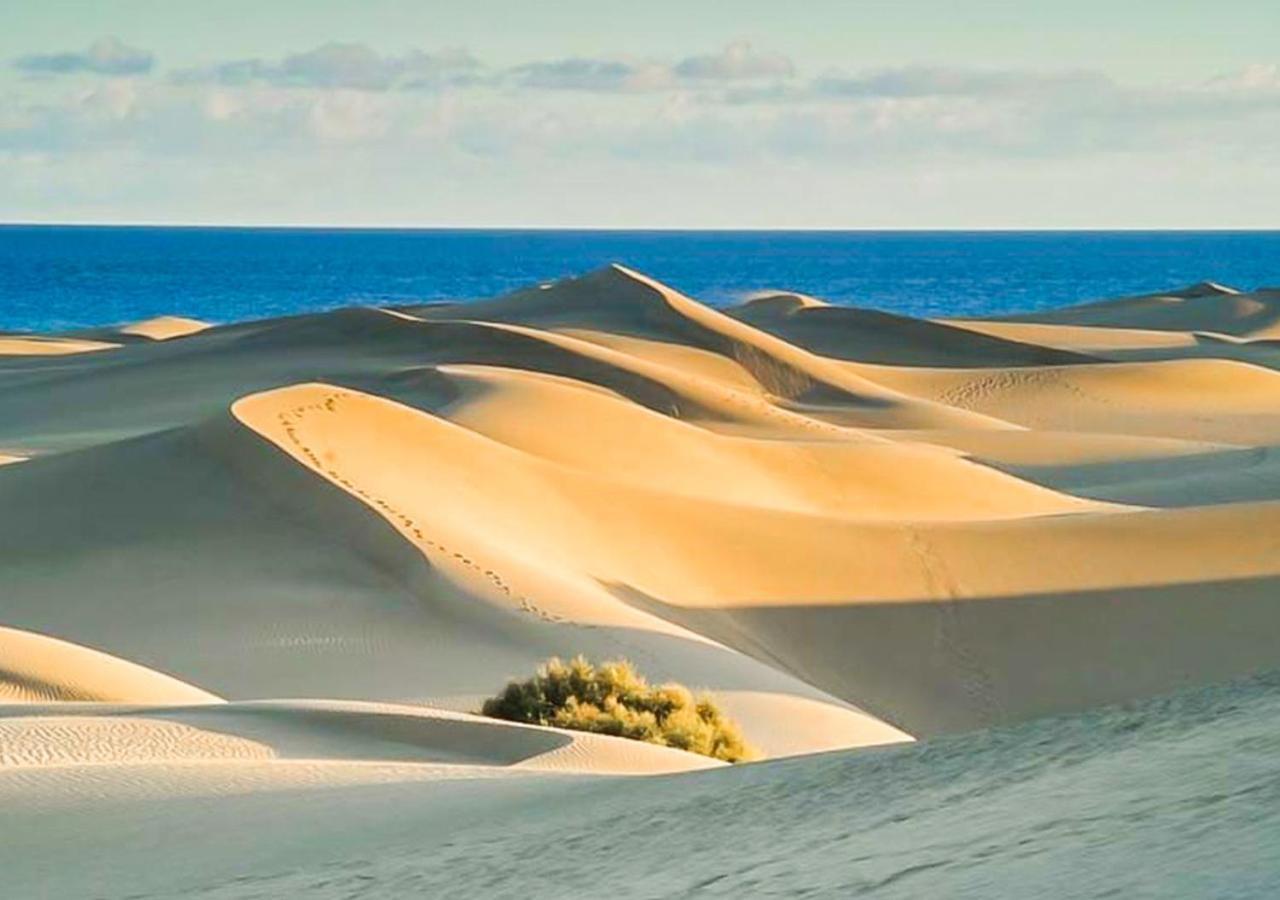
left=174, top=42, right=481, bottom=91
left=814, top=66, right=1112, bottom=98
left=1205, top=63, right=1280, bottom=91
left=511, top=58, right=659, bottom=92
left=673, top=41, right=794, bottom=81
left=5, top=58, right=1278, bottom=164
left=511, top=42, right=794, bottom=92
left=14, top=37, right=153, bottom=77
left=3, top=45, right=1279, bottom=226
left=306, top=90, right=393, bottom=141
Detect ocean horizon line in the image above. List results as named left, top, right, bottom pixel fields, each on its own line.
left=3, top=221, right=1279, bottom=235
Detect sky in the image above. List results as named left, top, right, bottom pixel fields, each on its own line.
left=2, top=0, right=1278, bottom=228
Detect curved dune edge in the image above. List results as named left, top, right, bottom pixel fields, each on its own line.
left=416, top=363, right=1112, bottom=520
left=117, top=315, right=211, bottom=340
left=0, top=626, right=221, bottom=704
left=739, top=290, right=830, bottom=311
left=0, top=623, right=727, bottom=775
left=0, top=699, right=723, bottom=774
left=228, top=379, right=1115, bottom=608
left=615, top=264, right=1021, bottom=431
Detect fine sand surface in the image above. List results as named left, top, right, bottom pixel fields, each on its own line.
left=3, top=265, right=1280, bottom=896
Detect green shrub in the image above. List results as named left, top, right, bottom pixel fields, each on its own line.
left=481, top=656, right=758, bottom=763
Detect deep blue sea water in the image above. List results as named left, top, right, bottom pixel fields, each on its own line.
left=1, top=226, right=1278, bottom=332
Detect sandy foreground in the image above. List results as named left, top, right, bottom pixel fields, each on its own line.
left=2, top=267, right=1280, bottom=896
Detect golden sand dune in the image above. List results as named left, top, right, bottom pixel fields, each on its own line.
left=116, top=315, right=211, bottom=341
left=4, top=267, right=1280, bottom=894
left=944, top=318, right=1203, bottom=355
left=384, top=363, right=1098, bottom=518
left=860, top=357, right=1280, bottom=443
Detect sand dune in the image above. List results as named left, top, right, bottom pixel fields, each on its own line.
left=948, top=310, right=1280, bottom=375
left=732, top=292, right=1094, bottom=367
left=857, top=356, right=1280, bottom=443
left=390, top=363, right=1099, bottom=519
left=414, top=266, right=1018, bottom=432
left=116, top=315, right=211, bottom=341
left=4, top=265, right=1280, bottom=896
left=994, top=281, right=1280, bottom=336
left=944, top=318, right=1202, bottom=355
left=0, top=392, right=906, bottom=756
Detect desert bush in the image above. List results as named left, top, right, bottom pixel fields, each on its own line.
left=481, top=656, right=758, bottom=763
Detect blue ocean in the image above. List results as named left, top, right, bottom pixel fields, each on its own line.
left=2, top=226, right=1278, bottom=332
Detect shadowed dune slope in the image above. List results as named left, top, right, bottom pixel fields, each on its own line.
left=409, top=265, right=1017, bottom=431
left=0, top=287, right=1003, bottom=454
left=731, top=292, right=1095, bottom=367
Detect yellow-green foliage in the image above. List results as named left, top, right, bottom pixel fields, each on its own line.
left=481, top=656, right=758, bottom=763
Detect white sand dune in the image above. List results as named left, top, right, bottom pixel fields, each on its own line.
left=4, top=265, right=1280, bottom=897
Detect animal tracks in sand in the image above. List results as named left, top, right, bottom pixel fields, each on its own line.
left=273, top=390, right=569, bottom=625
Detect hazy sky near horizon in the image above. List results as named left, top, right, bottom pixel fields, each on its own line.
left=3, top=1, right=1278, bottom=227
